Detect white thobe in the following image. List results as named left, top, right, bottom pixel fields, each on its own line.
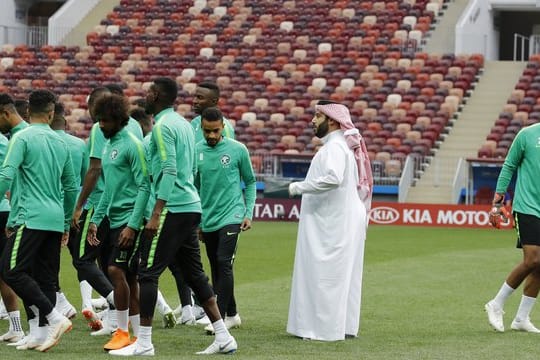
left=287, top=130, right=367, bottom=341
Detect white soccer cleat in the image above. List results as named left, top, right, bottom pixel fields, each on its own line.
left=91, top=297, right=108, bottom=310
left=162, top=311, right=177, bottom=328
left=193, top=304, right=207, bottom=320
left=196, top=336, right=237, bottom=355
left=485, top=301, right=504, bottom=332
left=35, top=316, right=72, bottom=352
left=16, top=335, right=43, bottom=350
left=109, top=341, right=155, bottom=356
left=0, top=299, right=8, bottom=320
left=179, top=312, right=196, bottom=326
left=224, top=314, right=242, bottom=329
left=196, top=315, right=211, bottom=326
left=7, top=334, right=29, bottom=347
left=0, top=329, right=25, bottom=342
left=511, top=317, right=540, bottom=333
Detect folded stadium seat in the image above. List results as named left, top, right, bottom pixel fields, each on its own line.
left=493, top=147, right=508, bottom=158
left=497, top=140, right=512, bottom=150
left=513, top=111, right=528, bottom=124
left=385, top=159, right=402, bottom=177
left=477, top=145, right=493, bottom=158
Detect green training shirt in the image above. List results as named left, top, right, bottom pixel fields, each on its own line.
left=195, top=137, right=256, bottom=232
left=496, top=123, right=540, bottom=217
left=56, top=130, right=88, bottom=186
left=149, top=107, right=201, bottom=213
left=91, top=127, right=150, bottom=230
left=191, top=115, right=235, bottom=144
left=142, top=133, right=155, bottom=221
left=6, top=121, right=29, bottom=228
left=0, top=124, right=78, bottom=232
left=0, top=134, right=10, bottom=212
left=85, top=117, right=142, bottom=210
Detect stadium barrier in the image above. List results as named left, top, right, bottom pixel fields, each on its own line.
left=253, top=199, right=512, bottom=229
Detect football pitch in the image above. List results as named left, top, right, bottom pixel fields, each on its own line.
left=0, top=222, right=536, bottom=359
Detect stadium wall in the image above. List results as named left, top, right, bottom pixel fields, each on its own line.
left=254, top=199, right=510, bottom=229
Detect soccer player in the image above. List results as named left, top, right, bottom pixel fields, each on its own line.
left=191, top=81, right=235, bottom=143
left=485, top=121, right=540, bottom=333
left=109, top=77, right=236, bottom=356
left=0, top=94, right=25, bottom=343
left=0, top=89, right=78, bottom=352
left=287, top=100, right=372, bottom=341
left=87, top=93, right=150, bottom=351
left=195, top=107, right=256, bottom=334
left=13, top=99, right=29, bottom=122
left=71, top=86, right=143, bottom=334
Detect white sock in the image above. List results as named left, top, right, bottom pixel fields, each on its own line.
left=28, top=317, right=38, bottom=338
left=129, top=314, right=140, bottom=337
left=8, top=310, right=22, bottom=332
left=493, top=282, right=515, bottom=308
left=117, top=309, right=129, bottom=332
left=106, top=291, right=115, bottom=309
left=46, top=308, right=65, bottom=325
left=138, top=326, right=152, bottom=347
left=516, top=295, right=536, bottom=321
left=156, top=290, right=172, bottom=315
left=0, top=298, right=6, bottom=313
left=80, top=281, right=93, bottom=310
left=108, top=309, right=118, bottom=328
left=36, top=325, right=48, bottom=341
left=56, top=292, right=66, bottom=307
left=212, top=319, right=230, bottom=343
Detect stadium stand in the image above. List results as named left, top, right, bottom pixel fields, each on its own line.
left=0, top=0, right=482, bottom=185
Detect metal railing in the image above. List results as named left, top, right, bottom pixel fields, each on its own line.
left=0, top=25, right=48, bottom=47
left=513, top=33, right=540, bottom=61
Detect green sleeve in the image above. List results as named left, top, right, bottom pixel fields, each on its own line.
left=239, top=146, right=256, bottom=220
left=154, top=123, right=176, bottom=202
left=61, top=152, right=79, bottom=231
left=91, top=182, right=110, bottom=226
left=0, top=136, right=24, bottom=197
left=127, top=141, right=150, bottom=230
left=496, top=132, right=523, bottom=194
left=80, top=144, right=89, bottom=185
left=224, top=119, right=235, bottom=139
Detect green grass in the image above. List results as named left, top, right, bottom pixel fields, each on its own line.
left=0, top=223, right=537, bottom=359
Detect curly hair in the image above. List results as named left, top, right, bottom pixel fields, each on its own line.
left=93, top=94, right=129, bottom=127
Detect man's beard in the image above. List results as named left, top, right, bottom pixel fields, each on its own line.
left=315, top=119, right=329, bottom=138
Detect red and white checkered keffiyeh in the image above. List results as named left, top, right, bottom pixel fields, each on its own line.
left=315, top=103, right=373, bottom=211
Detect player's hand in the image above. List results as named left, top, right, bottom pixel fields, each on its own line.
left=71, top=206, right=83, bottom=231
left=240, top=218, right=251, bottom=231
left=144, top=213, right=160, bottom=240
left=5, top=227, right=14, bottom=239
left=489, top=204, right=511, bottom=229
left=87, top=222, right=100, bottom=246
left=288, top=182, right=298, bottom=197
left=61, top=232, right=69, bottom=247
left=118, top=227, right=136, bottom=249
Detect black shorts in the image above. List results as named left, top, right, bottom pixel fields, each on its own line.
left=515, top=212, right=540, bottom=248
left=0, top=211, right=8, bottom=256
left=104, top=225, right=141, bottom=274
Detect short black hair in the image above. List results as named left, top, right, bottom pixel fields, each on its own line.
left=153, top=77, right=178, bottom=105
left=28, top=90, right=56, bottom=115
left=201, top=107, right=223, bottom=122
left=93, top=94, right=129, bottom=127
left=198, top=81, right=220, bottom=98
left=54, top=102, right=65, bottom=117
left=131, top=98, right=146, bottom=108
left=130, top=107, right=151, bottom=125
left=0, top=93, right=15, bottom=108
left=317, top=100, right=339, bottom=106
left=105, top=83, right=124, bottom=96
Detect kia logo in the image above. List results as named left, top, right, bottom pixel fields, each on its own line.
left=369, top=206, right=399, bottom=224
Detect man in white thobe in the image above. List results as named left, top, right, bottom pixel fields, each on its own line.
left=287, top=100, right=373, bottom=341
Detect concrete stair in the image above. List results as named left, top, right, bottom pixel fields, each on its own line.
left=422, top=0, right=470, bottom=54
left=61, top=0, right=121, bottom=46
left=405, top=61, right=526, bottom=203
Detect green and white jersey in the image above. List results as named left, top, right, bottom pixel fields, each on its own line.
left=0, top=124, right=78, bottom=232
left=191, top=115, right=235, bottom=144
left=0, top=134, right=10, bottom=212
left=496, top=123, right=540, bottom=217
left=85, top=117, right=142, bottom=210
left=195, top=137, right=256, bottom=232
left=91, top=127, right=150, bottom=230
left=56, top=130, right=88, bottom=186
left=149, top=107, right=201, bottom=213
left=6, top=121, right=29, bottom=227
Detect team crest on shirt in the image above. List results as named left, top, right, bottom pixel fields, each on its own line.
left=110, top=149, right=119, bottom=160
left=220, top=154, right=231, bottom=167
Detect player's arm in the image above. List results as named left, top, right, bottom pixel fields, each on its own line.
left=126, top=142, right=150, bottom=231
left=145, top=124, right=174, bottom=238
left=239, top=145, right=256, bottom=230
left=80, top=145, right=89, bottom=185
left=0, top=135, right=25, bottom=197
left=61, top=151, right=79, bottom=232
